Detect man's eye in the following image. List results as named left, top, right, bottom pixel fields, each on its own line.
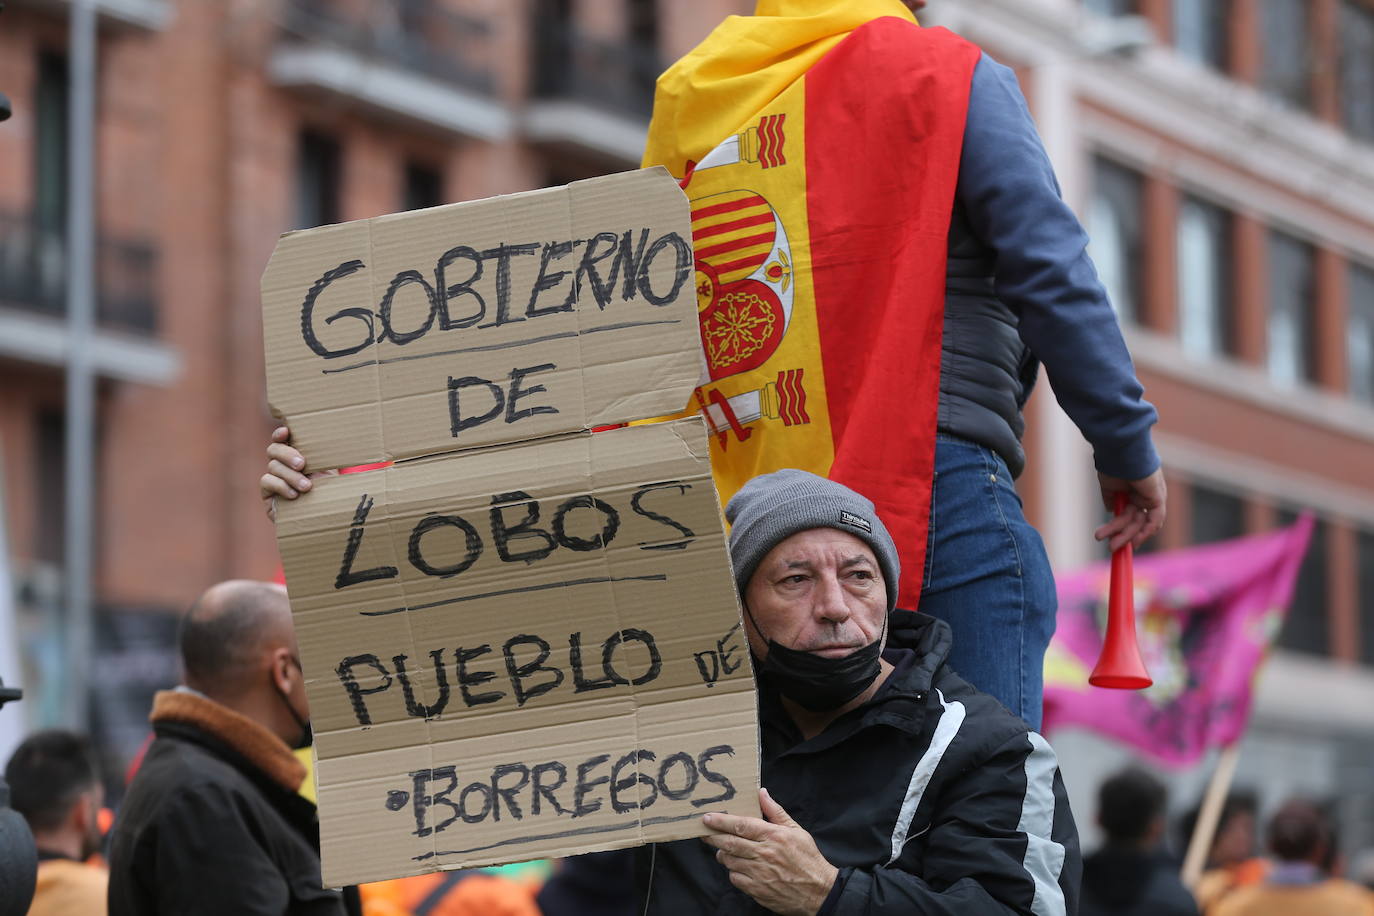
left=782, top=574, right=808, bottom=585
left=849, top=570, right=873, bottom=580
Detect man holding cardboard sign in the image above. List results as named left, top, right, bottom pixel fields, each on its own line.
left=262, top=460, right=1082, bottom=913
left=259, top=168, right=762, bottom=889
left=260, top=167, right=1079, bottom=911
left=639, top=470, right=1081, bottom=913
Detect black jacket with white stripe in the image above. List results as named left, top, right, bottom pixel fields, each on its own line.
left=638, top=610, right=1081, bottom=915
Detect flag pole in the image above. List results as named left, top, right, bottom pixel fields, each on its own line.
left=1181, top=742, right=1242, bottom=888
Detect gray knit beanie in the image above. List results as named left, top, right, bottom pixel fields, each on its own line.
left=725, top=469, right=900, bottom=613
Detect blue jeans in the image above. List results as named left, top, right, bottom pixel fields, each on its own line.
left=912, top=435, right=1058, bottom=730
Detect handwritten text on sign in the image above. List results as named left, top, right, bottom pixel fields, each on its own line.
left=274, top=420, right=757, bottom=885
left=262, top=168, right=706, bottom=470
left=266, top=170, right=758, bottom=887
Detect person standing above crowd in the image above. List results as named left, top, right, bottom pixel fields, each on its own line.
left=1080, top=767, right=1197, bottom=916
left=4, top=730, right=108, bottom=916
left=1211, top=799, right=1374, bottom=916
left=633, top=0, right=1165, bottom=733
left=107, top=579, right=360, bottom=916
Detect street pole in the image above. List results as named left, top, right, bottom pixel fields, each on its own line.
left=64, top=0, right=97, bottom=731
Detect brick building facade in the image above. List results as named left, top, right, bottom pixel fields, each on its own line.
left=2, top=0, right=1373, bottom=849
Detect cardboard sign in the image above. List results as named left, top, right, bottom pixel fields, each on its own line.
left=263, top=166, right=704, bottom=470
left=262, top=169, right=760, bottom=887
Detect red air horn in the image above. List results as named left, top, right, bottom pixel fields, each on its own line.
left=1089, top=493, right=1153, bottom=689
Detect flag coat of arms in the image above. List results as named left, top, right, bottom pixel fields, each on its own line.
left=643, top=0, right=982, bottom=609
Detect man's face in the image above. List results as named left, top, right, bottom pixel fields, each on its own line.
left=1213, top=810, right=1256, bottom=865
left=743, top=528, right=888, bottom=659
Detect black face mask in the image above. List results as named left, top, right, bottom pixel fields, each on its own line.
left=756, top=638, right=884, bottom=712
left=746, top=606, right=886, bottom=712
left=279, top=656, right=314, bottom=750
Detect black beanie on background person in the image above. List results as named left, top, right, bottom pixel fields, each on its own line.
left=725, top=469, right=901, bottom=608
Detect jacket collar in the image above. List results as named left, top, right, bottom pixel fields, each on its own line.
left=150, top=689, right=305, bottom=794
left=882, top=610, right=952, bottom=692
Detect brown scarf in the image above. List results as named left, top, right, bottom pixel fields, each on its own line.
left=150, top=690, right=305, bottom=793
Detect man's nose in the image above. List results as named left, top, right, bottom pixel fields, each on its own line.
left=813, top=574, right=853, bottom=624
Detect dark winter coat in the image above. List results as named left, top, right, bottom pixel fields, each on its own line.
left=1080, top=847, right=1199, bottom=916
left=636, top=610, right=1082, bottom=914
left=940, top=54, right=1159, bottom=482
left=108, top=690, right=361, bottom=916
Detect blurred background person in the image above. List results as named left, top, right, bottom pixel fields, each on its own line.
left=107, top=580, right=360, bottom=916
left=1080, top=766, right=1197, bottom=916
left=1211, top=798, right=1374, bottom=916
left=1182, top=790, right=1266, bottom=912
left=4, top=729, right=107, bottom=916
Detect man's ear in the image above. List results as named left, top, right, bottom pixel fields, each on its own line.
left=68, top=787, right=95, bottom=834
left=269, top=646, right=294, bottom=693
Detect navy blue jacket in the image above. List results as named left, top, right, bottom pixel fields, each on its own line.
left=940, top=53, right=1159, bottom=481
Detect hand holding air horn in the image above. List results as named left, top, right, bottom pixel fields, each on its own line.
left=1089, top=493, right=1153, bottom=689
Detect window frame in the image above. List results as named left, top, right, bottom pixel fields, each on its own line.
left=1348, top=260, right=1374, bottom=404
left=1339, top=0, right=1374, bottom=142
left=1258, top=0, right=1315, bottom=111
left=1172, top=0, right=1229, bottom=71
left=1176, top=193, right=1235, bottom=358
left=295, top=128, right=342, bottom=231
left=1265, top=228, right=1317, bottom=387
left=1088, top=155, right=1146, bottom=326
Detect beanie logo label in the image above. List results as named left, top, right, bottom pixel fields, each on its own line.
left=838, top=511, right=872, bottom=533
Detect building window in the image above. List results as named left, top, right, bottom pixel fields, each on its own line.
left=628, top=0, right=659, bottom=49
left=34, top=408, right=67, bottom=565
left=1276, top=510, right=1328, bottom=656
left=1190, top=483, right=1246, bottom=545
left=1083, top=0, right=1135, bottom=15
left=1341, top=1, right=1374, bottom=142
left=1177, top=196, right=1233, bottom=358
left=403, top=162, right=443, bottom=212
left=1266, top=230, right=1316, bottom=386
left=295, top=130, right=341, bottom=230
left=27, top=51, right=71, bottom=311
left=1259, top=0, right=1313, bottom=110
left=1088, top=157, right=1144, bottom=324
left=1360, top=527, right=1374, bottom=665
left=1350, top=262, right=1374, bottom=404
left=35, top=51, right=70, bottom=239
left=1172, top=0, right=1228, bottom=69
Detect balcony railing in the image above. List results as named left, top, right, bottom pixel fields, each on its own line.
left=0, top=210, right=159, bottom=335
left=279, top=0, right=495, bottom=96
left=532, top=21, right=663, bottom=119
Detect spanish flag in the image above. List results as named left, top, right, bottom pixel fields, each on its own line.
left=643, top=0, right=981, bottom=609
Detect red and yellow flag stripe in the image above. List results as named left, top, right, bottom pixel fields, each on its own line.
left=645, top=6, right=980, bottom=610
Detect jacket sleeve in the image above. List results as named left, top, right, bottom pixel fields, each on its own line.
left=146, top=782, right=317, bottom=915
left=822, top=731, right=1081, bottom=916
left=957, top=53, right=1159, bottom=481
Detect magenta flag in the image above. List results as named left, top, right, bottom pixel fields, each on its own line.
left=1042, top=515, right=1314, bottom=767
